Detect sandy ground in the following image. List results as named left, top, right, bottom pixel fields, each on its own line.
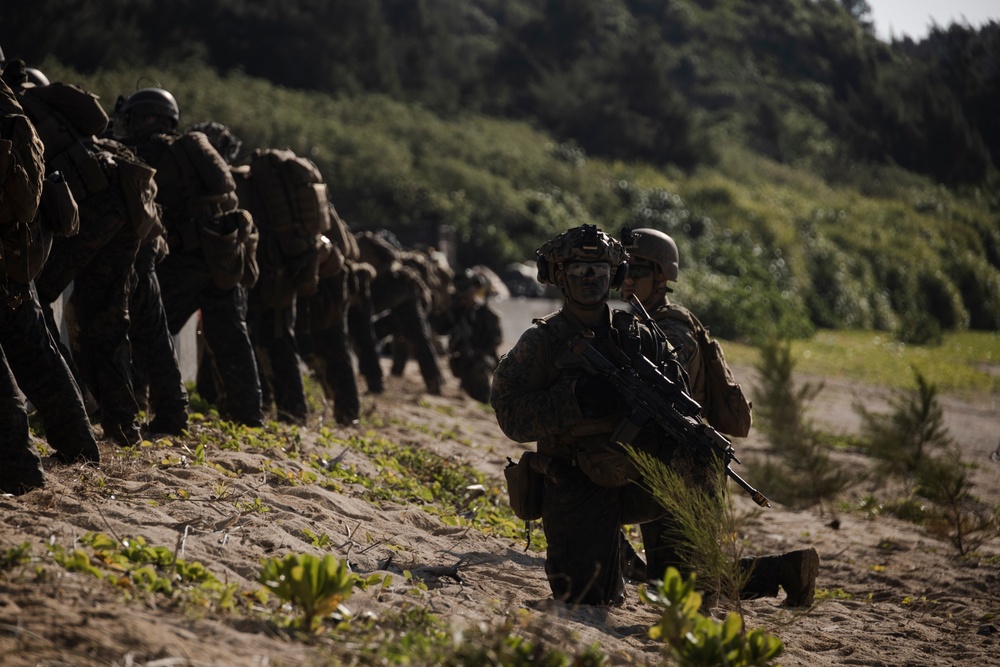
left=1, top=353, right=997, bottom=666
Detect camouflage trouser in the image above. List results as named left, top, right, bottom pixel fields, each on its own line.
left=0, top=338, right=44, bottom=495
left=157, top=249, right=262, bottom=427
left=347, top=293, right=383, bottom=393
left=297, top=288, right=359, bottom=425
left=373, top=298, right=442, bottom=393
left=36, top=191, right=142, bottom=431
left=542, top=463, right=666, bottom=606
left=247, top=295, right=306, bottom=425
left=0, top=284, right=98, bottom=462
left=129, top=241, right=188, bottom=431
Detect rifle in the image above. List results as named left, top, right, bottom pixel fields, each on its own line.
left=567, top=330, right=770, bottom=508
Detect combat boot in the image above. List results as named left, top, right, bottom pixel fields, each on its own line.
left=740, top=548, right=820, bottom=606
left=52, top=439, right=101, bottom=465
left=0, top=449, right=45, bottom=495
left=778, top=548, right=819, bottom=607
left=102, top=420, right=142, bottom=447
left=145, top=415, right=188, bottom=438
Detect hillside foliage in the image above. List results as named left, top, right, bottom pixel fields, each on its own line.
left=3, top=1, right=999, bottom=341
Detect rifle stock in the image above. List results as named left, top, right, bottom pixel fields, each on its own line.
left=569, top=333, right=770, bottom=508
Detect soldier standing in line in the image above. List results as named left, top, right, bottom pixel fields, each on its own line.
left=358, top=231, right=444, bottom=395
left=619, top=226, right=818, bottom=606
left=5, top=61, right=161, bottom=446
left=1, top=75, right=92, bottom=494
left=0, top=66, right=101, bottom=462
left=113, top=88, right=262, bottom=427
left=441, top=269, right=502, bottom=403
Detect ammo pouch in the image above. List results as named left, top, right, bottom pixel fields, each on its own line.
left=38, top=171, right=79, bottom=237
left=113, top=152, right=160, bottom=240
left=197, top=208, right=255, bottom=290
left=48, top=140, right=111, bottom=203
left=575, top=442, right=641, bottom=488
left=504, top=451, right=545, bottom=521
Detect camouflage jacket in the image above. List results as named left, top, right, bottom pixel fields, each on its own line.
left=490, top=305, right=665, bottom=461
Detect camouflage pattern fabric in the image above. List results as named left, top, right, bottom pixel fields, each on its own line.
left=2, top=284, right=99, bottom=462
left=491, top=306, right=678, bottom=604
left=0, top=340, right=44, bottom=495
left=128, top=240, right=188, bottom=434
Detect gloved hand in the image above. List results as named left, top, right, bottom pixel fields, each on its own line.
left=574, top=374, right=623, bottom=418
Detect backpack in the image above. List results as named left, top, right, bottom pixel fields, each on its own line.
left=18, top=82, right=108, bottom=158
left=1, top=81, right=46, bottom=306
left=248, top=149, right=331, bottom=237
left=245, top=149, right=332, bottom=308
left=1, top=80, right=45, bottom=229
left=153, top=131, right=238, bottom=220
left=660, top=305, right=753, bottom=437
left=93, top=137, right=161, bottom=240
left=18, top=83, right=160, bottom=238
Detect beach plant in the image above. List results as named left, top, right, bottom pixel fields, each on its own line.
left=0, top=542, right=33, bottom=572
left=750, top=337, right=855, bottom=511
left=257, top=553, right=357, bottom=632
left=641, top=567, right=784, bottom=667
left=915, top=450, right=1000, bottom=556
left=856, top=367, right=953, bottom=492
left=627, top=447, right=750, bottom=605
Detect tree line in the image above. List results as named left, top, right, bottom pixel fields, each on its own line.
left=4, top=0, right=998, bottom=187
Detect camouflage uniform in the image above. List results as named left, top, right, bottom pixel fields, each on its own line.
left=441, top=271, right=502, bottom=403
left=492, top=307, right=700, bottom=605
left=9, top=68, right=148, bottom=445
left=0, top=76, right=96, bottom=491
left=359, top=232, right=443, bottom=394
left=296, top=255, right=361, bottom=426
left=115, top=91, right=262, bottom=427
left=35, top=183, right=144, bottom=442
left=128, top=238, right=189, bottom=435
left=247, top=288, right=307, bottom=424
left=492, top=225, right=697, bottom=605
left=620, top=226, right=817, bottom=607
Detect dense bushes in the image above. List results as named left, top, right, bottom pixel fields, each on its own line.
left=34, top=61, right=1000, bottom=341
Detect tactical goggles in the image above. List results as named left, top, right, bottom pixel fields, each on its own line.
left=627, top=263, right=655, bottom=280
left=564, top=262, right=612, bottom=279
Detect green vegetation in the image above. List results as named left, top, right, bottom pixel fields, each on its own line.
left=640, top=568, right=784, bottom=667
left=5, top=35, right=991, bottom=343
left=628, top=448, right=751, bottom=604
left=723, top=330, right=1000, bottom=395
left=46, top=533, right=239, bottom=610
left=257, top=553, right=359, bottom=632
left=314, top=428, right=537, bottom=547
left=750, top=339, right=857, bottom=511
left=854, top=369, right=1000, bottom=556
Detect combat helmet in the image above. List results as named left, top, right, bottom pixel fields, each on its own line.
left=535, top=224, right=629, bottom=288
left=113, top=87, right=180, bottom=138
left=620, top=227, right=679, bottom=282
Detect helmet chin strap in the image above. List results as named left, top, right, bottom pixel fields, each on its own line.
left=649, top=279, right=672, bottom=307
